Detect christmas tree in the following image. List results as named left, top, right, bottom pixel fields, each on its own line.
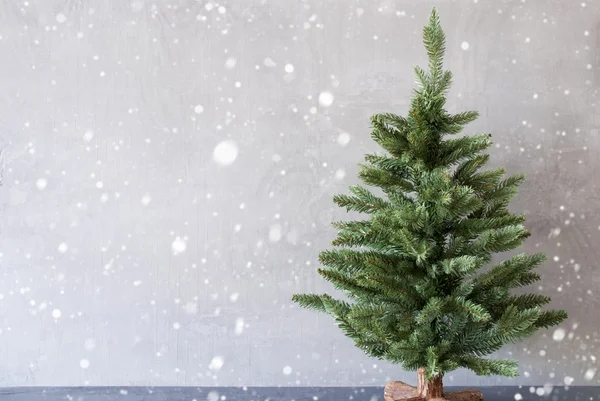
left=292, top=8, right=567, bottom=401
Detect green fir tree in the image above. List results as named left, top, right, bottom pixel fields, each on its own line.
left=292, top=7, right=567, bottom=399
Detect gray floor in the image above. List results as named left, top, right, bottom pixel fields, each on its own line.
left=0, top=387, right=595, bottom=401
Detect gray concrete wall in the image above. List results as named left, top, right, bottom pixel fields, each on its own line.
left=0, top=0, right=598, bottom=389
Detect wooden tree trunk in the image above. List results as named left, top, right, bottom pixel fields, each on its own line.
left=384, top=367, right=484, bottom=401
left=417, top=367, right=444, bottom=400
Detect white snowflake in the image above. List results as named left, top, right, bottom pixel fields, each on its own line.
left=552, top=328, right=566, bottom=341
left=209, top=356, right=224, bottom=371
left=36, top=178, right=48, bottom=190
left=263, top=57, right=276, bottom=67
left=213, top=140, right=238, bottom=166
left=225, top=57, right=237, bottom=69
left=171, top=237, right=187, bottom=255
left=318, top=92, right=334, bottom=107
left=334, top=169, right=346, bottom=180
left=269, top=224, right=282, bottom=242
left=337, top=132, right=350, bottom=146
left=141, top=195, right=151, bottom=206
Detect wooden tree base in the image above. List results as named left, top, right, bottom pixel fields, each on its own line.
left=384, top=380, right=484, bottom=401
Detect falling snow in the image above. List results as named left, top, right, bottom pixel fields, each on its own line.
left=553, top=328, right=566, bottom=342
left=225, top=57, right=237, bottom=69
left=171, top=237, right=187, bottom=255
left=182, top=301, right=198, bottom=315
left=269, top=224, right=282, bottom=242
left=213, top=140, right=239, bottom=165
left=318, top=92, right=334, bottom=107
left=209, top=356, right=224, bottom=372
left=36, top=178, right=48, bottom=190
left=234, top=318, right=244, bottom=335
left=83, top=130, right=94, bottom=141
left=0, top=0, right=595, bottom=391
left=263, top=57, right=277, bottom=67
left=141, top=195, right=151, bottom=206
left=584, top=368, right=597, bottom=380
left=337, top=132, right=351, bottom=146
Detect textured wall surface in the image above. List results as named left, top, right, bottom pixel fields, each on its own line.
left=0, top=0, right=598, bottom=389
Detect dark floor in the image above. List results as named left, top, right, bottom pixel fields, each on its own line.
left=0, top=386, right=595, bottom=401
